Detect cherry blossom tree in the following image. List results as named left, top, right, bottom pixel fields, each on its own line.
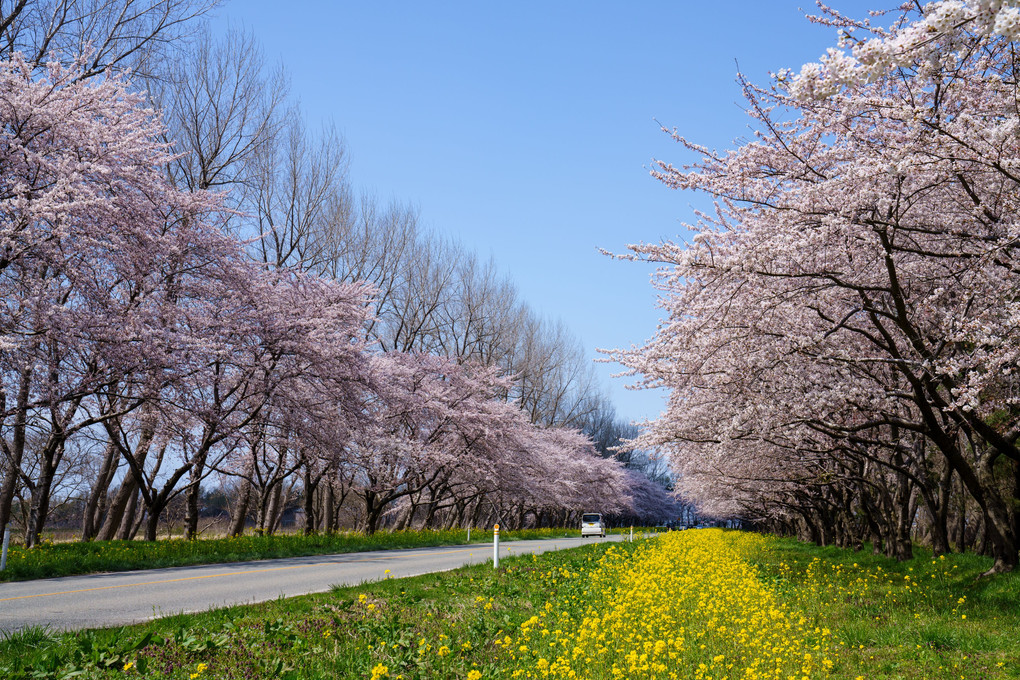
left=0, top=53, right=235, bottom=538
left=204, top=271, right=374, bottom=537
left=0, top=8, right=658, bottom=541
left=346, top=352, right=511, bottom=533
left=613, top=0, right=1020, bottom=572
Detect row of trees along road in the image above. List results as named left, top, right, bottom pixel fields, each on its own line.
left=0, top=0, right=680, bottom=547
left=610, top=0, right=1020, bottom=574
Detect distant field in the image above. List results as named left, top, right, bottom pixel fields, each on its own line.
left=2, top=529, right=1016, bottom=679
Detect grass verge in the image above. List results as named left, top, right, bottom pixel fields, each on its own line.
left=0, top=527, right=642, bottom=582
left=0, top=538, right=617, bottom=679
left=754, top=535, right=1020, bottom=679
left=2, top=530, right=1014, bottom=679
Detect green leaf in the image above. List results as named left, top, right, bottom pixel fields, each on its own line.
left=129, top=632, right=153, bottom=652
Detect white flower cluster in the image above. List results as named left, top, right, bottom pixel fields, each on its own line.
left=926, top=0, right=969, bottom=33
left=994, top=5, right=1020, bottom=38
left=970, top=0, right=1013, bottom=33
left=788, top=0, right=1020, bottom=101
left=789, top=62, right=833, bottom=101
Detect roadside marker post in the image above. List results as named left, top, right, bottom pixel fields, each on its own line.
left=466, top=525, right=471, bottom=542
left=1, top=524, right=10, bottom=572
left=493, top=523, right=500, bottom=569
left=630, top=525, right=633, bottom=543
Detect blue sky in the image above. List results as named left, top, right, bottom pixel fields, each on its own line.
left=215, top=1, right=877, bottom=424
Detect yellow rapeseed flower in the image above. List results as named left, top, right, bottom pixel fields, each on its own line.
left=507, top=529, right=837, bottom=679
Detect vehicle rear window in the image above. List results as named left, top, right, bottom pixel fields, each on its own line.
left=582, top=514, right=601, bottom=523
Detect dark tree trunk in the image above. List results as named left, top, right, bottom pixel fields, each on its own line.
left=184, top=472, right=201, bottom=540
left=953, top=476, right=967, bottom=551
left=363, top=489, right=389, bottom=535
left=323, top=482, right=335, bottom=533
left=27, top=439, right=63, bottom=548
left=0, top=367, right=33, bottom=533
left=302, top=465, right=319, bottom=536
left=145, top=502, right=162, bottom=541
left=928, top=465, right=953, bottom=556
left=184, top=440, right=214, bottom=540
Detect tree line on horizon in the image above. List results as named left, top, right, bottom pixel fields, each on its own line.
left=0, top=0, right=679, bottom=547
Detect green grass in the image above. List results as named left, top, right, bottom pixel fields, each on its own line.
left=0, top=539, right=620, bottom=679
left=751, top=538, right=1020, bottom=679
left=2, top=532, right=1015, bottom=679
left=0, top=526, right=640, bottom=582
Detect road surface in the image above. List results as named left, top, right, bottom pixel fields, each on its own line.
left=0, top=534, right=622, bottom=632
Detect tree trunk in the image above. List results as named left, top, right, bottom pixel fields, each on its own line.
left=0, top=367, right=33, bottom=533
left=97, top=475, right=139, bottom=541
left=394, top=497, right=415, bottom=531
left=302, top=466, right=318, bottom=535
left=265, top=482, right=284, bottom=535
left=184, top=441, right=213, bottom=540
left=81, top=442, right=118, bottom=541
left=184, top=472, right=201, bottom=540
left=423, top=489, right=441, bottom=529
left=364, top=490, right=384, bottom=535
left=229, top=479, right=251, bottom=537
left=922, top=420, right=1017, bottom=571
left=323, top=481, right=335, bottom=533
left=927, top=465, right=953, bottom=556
left=118, top=488, right=140, bottom=540
left=27, top=439, right=63, bottom=548
left=98, top=409, right=159, bottom=541
left=953, top=476, right=967, bottom=551
left=1012, top=460, right=1020, bottom=550
left=145, top=502, right=162, bottom=541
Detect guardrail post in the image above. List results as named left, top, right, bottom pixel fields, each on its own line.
left=493, top=523, right=500, bottom=569
left=1, top=524, right=10, bottom=571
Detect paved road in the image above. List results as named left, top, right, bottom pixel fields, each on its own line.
left=0, top=535, right=622, bottom=632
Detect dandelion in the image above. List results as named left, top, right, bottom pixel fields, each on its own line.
left=369, top=662, right=389, bottom=679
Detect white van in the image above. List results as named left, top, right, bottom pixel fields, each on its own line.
left=580, top=512, right=605, bottom=538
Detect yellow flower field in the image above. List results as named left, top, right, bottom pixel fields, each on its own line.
left=508, top=529, right=836, bottom=680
